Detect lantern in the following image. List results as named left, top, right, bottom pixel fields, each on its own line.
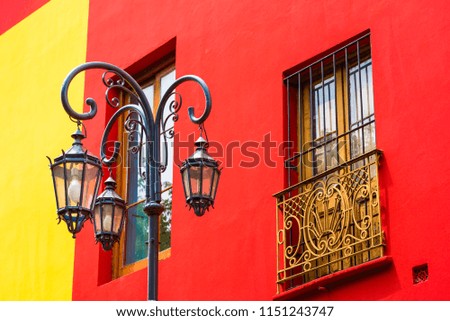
left=48, top=128, right=103, bottom=237
left=93, top=176, right=126, bottom=250
left=180, top=136, right=220, bottom=216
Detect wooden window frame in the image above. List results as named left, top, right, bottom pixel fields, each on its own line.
left=112, top=57, right=175, bottom=279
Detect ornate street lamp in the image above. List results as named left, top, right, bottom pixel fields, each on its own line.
left=93, top=175, right=126, bottom=250
left=181, top=136, right=220, bottom=216
left=47, top=61, right=220, bottom=300
left=47, top=127, right=102, bottom=237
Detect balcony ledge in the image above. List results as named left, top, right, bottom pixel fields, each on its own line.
left=273, top=256, right=393, bottom=301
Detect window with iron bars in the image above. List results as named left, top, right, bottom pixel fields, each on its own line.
left=275, top=33, right=384, bottom=293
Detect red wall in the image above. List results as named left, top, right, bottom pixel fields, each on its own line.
left=72, top=0, right=450, bottom=300
left=0, top=0, right=49, bottom=35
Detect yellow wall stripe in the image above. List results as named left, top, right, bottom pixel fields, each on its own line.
left=0, top=0, right=89, bottom=300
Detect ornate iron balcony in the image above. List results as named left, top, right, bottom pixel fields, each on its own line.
left=275, top=149, right=384, bottom=293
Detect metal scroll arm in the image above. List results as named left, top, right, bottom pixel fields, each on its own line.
left=60, top=61, right=154, bottom=128
left=154, top=75, right=212, bottom=175
left=155, top=75, right=212, bottom=125
left=99, top=105, right=149, bottom=167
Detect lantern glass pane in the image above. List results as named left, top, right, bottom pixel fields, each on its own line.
left=94, top=205, right=101, bottom=233
left=189, top=166, right=202, bottom=195
left=182, top=169, right=190, bottom=198
left=202, top=166, right=213, bottom=197
left=102, top=204, right=113, bottom=232
left=66, top=162, right=84, bottom=206
left=53, top=163, right=66, bottom=209
left=211, top=168, right=220, bottom=199
left=82, top=163, right=101, bottom=210
left=113, top=206, right=124, bottom=234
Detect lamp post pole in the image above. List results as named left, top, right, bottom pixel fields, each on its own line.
left=52, top=61, right=218, bottom=301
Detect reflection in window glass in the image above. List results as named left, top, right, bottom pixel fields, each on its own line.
left=124, top=68, right=175, bottom=265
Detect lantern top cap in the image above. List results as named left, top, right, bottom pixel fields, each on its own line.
left=59, top=127, right=87, bottom=157
left=194, top=136, right=208, bottom=148
left=61, top=132, right=86, bottom=157
left=71, top=128, right=85, bottom=144
left=104, top=176, right=117, bottom=189
left=189, top=136, right=215, bottom=162
left=96, top=175, right=124, bottom=202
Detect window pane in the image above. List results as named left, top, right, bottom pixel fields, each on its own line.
left=125, top=203, right=148, bottom=265
left=124, top=84, right=152, bottom=265
left=123, top=67, right=175, bottom=267
left=143, top=85, right=154, bottom=110
left=313, top=77, right=336, bottom=139
left=349, top=59, right=375, bottom=159
left=126, top=111, right=147, bottom=204
left=160, top=185, right=172, bottom=251
left=312, top=77, right=337, bottom=173
left=160, top=69, right=176, bottom=189
left=159, top=69, right=175, bottom=253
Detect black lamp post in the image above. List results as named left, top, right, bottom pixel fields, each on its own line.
left=47, top=61, right=220, bottom=300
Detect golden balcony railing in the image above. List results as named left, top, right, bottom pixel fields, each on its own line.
left=274, top=150, right=384, bottom=293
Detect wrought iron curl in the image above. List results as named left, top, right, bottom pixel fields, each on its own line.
left=343, top=243, right=353, bottom=257
left=371, top=190, right=379, bottom=207
left=289, top=257, right=299, bottom=267
left=154, top=74, right=212, bottom=173
left=351, top=184, right=372, bottom=232
left=102, top=69, right=126, bottom=87
left=124, top=111, right=147, bottom=153
left=101, top=70, right=147, bottom=108
left=100, top=105, right=149, bottom=168
left=60, top=62, right=153, bottom=125
left=303, top=259, right=312, bottom=272
left=327, top=232, right=338, bottom=248
left=106, top=84, right=143, bottom=108
left=317, top=239, right=328, bottom=254
left=284, top=214, right=301, bottom=260
left=123, top=111, right=150, bottom=180
left=286, top=245, right=295, bottom=258
left=158, top=93, right=182, bottom=174
left=277, top=229, right=284, bottom=245
left=305, top=180, right=350, bottom=255
left=155, top=75, right=212, bottom=126
left=161, top=92, right=183, bottom=135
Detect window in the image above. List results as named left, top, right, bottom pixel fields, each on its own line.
left=276, top=33, right=384, bottom=293
left=113, top=57, right=175, bottom=278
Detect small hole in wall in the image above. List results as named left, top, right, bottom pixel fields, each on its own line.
left=412, top=264, right=428, bottom=284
